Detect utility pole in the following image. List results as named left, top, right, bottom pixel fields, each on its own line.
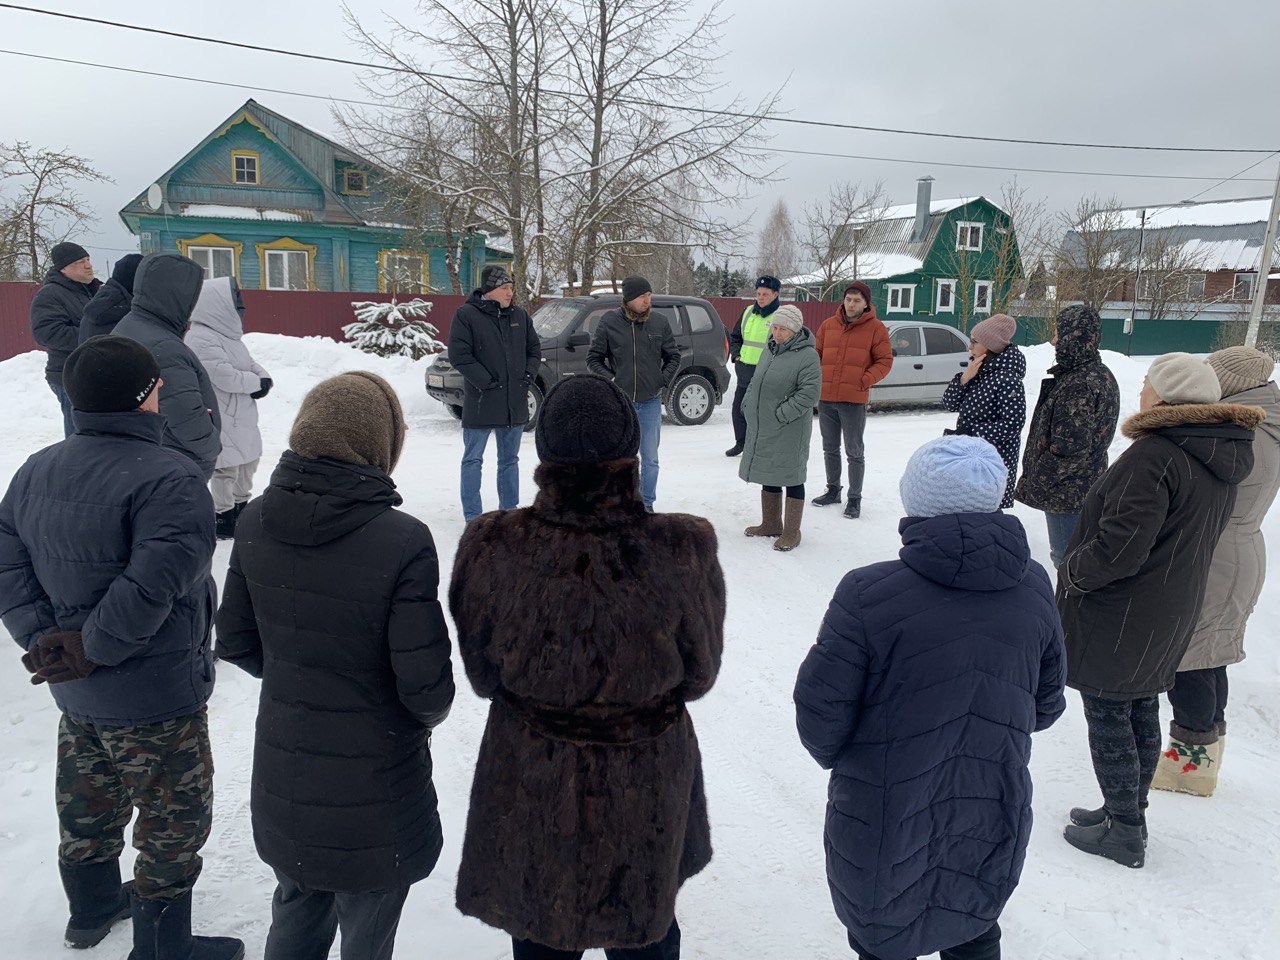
left=1245, top=159, right=1280, bottom=347
left=1127, top=209, right=1147, bottom=357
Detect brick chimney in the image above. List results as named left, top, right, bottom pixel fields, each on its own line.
left=911, top=176, right=934, bottom=243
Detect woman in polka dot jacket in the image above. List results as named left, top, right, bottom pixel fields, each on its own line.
left=942, top=314, right=1027, bottom=508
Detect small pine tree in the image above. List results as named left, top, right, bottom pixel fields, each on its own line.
left=343, top=296, right=444, bottom=360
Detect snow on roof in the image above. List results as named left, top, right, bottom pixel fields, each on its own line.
left=486, top=233, right=514, bottom=255
left=1112, top=197, right=1276, bottom=230
left=182, top=204, right=306, bottom=222
left=786, top=251, right=925, bottom=286
left=865, top=197, right=980, bottom=224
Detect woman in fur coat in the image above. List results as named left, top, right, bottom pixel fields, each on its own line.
left=449, top=374, right=725, bottom=960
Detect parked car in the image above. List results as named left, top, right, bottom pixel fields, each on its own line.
left=424, top=295, right=732, bottom=431
left=869, top=319, right=973, bottom=407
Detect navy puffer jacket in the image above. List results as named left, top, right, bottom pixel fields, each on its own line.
left=794, top=512, right=1065, bottom=960
left=0, top=412, right=217, bottom=726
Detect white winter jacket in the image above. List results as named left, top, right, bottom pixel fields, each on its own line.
left=186, top=278, right=269, bottom=469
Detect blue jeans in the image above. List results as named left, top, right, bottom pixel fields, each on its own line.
left=461, top=426, right=524, bottom=521
left=634, top=397, right=662, bottom=508
left=49, top=380, right=74, bottom=438
left=1046, top=511, right=1081, bottom=571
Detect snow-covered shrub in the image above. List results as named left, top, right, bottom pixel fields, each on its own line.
left=342, top=297, right=444, bottom=360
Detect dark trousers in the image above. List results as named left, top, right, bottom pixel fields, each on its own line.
left=1082, top=694, right=1161, bottom=825
left=763, top=483, right=805, bottom=499
left=513, top=920, right=680, bottom=960
left=56, top=709, right=212, bottom=901
left=49, top=379, right=74, bottom=438
left=1168, top=667, right=1228, bottom=738
left=848, top=922, right=1000, bottom=960
left=264, top=870, right=410, bottom=960
left=730, top=361, right=756, bottom=445
left=818, top=400, right=867, bottom=497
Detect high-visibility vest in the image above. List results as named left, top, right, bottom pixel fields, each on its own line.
left=738, top=306, right=771, bottom=366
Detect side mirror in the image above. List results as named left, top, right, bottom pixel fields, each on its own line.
left=567, top=332, right=591, bottom=348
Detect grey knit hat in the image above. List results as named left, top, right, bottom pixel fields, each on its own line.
left=1147, top=353, right=1222, bottom=405
left=771, top=304, right=804, bottom=333
left=1208, top=346, right=1275, bottom=398
left=290, top=371, right=406, bottom=474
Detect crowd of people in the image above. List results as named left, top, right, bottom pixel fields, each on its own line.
left=4, top=244, right=1278, bottom=960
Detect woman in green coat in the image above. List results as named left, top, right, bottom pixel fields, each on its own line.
left=740, top=304, right=822, bottom=551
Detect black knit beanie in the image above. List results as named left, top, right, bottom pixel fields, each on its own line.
left=111, top=254, right=144, bottom=294
left=535, top=375, right=640, bottom=465
left=480, top=264, right=514, bottom=293
left=52, top=242, right=90, bottom=271
left=63, top=336, right=160, bottom=413
left=621, top=275, right=652, bottom=304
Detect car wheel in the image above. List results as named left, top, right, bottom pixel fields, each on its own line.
left=446, top=404, right=463, bottom=421
left=666, top=373, right=714, bottom=426
left=523, top=382, right=544, bottom=433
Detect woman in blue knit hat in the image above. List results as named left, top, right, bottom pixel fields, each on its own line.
left=795, top=435, right=1066, bottom=960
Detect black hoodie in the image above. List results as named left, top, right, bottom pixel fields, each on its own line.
left=215, top=452, right=456, bottom=892
left=112, top=254, right=222, bottom=478
left=1057, top=400, right=1263, bottom=699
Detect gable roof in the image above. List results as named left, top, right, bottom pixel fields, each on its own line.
left=119, top=99, right=396, bottom=230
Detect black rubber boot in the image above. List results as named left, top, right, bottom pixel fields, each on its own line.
left=843, top=496, right=862, bottom=519
left=214, top=510, right=236, bottom=541
left=59, top=859, right=132, bottom=949
left=129, top=890, right=244, bottom=960
left=810, top=485, right=842, bottom=507
left=1069, top=805, right=1149, bottom=844
left=725, top=443, right=743, bottom=457
left=1063, top=815, right=1146, bottom=868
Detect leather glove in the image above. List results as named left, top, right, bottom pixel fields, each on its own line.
left=28, top=631, right=100, bottom=685
left=250, top=377, right=273, bottom=400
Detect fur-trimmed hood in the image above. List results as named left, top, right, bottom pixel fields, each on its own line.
left=1122, top=401, right=1264, bottom=485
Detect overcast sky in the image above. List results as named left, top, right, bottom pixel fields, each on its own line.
left=5, top=0, right=1279, bottom=272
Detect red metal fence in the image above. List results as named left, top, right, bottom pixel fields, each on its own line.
left=0, top=284, right=840, bottom=362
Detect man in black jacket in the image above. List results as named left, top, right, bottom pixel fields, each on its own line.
left=0, top=336, right=241, bottom=958
left=217, top=371, right=455, bottom=960
left=29, top=241, right=102, bottom=436
left=587, top=275, right=680, bottom=510
left=447, top=265, right=541, bottom=521
left=113, top=254, right=223, bottom=480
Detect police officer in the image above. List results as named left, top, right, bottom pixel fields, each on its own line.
left=727, top=275, right=782, bottom=457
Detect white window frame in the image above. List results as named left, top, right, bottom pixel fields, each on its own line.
left=265, top=248, right=310, bottom=290
left=956, top=221, right=984, bottom=252
left=384, top=253, right=426, bottom=293
left=974, top=280, right=993, bottom=314
left=886, top=284, right=915, bottom=314
left=187, top=245, right=236, bottom=280
left=935, top=278, right=956, bottom=313
left=1234, top=272, right=1256, bottom=301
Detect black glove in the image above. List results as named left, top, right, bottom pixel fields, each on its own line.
left=730, top=353, right=740, bottom=364
left=26, top=631, right=100, bottom=685
left=250, top=378, right=272, bottom=400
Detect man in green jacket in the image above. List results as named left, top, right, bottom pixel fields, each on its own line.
left=726, top=275, right=782, bottom=457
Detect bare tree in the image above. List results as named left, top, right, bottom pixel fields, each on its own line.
left=0, top=142, right=109, bottom=281
left=1053, top=195, right=1136, bottom=315
left=1130, top=231, right=1217, bottom=323
left=755, top=198, right=797, bottom=278
left=801, top=180, right=887, bottom=299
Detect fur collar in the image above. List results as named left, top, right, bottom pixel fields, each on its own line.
left=1121, top=402, right=1265, bottom=440
left=531, top=457, right=648, bottom=528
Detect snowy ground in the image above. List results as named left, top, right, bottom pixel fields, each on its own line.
left=0, top=335, right=1276, bottom=960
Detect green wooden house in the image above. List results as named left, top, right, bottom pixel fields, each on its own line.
left=790, top=178, right=1021, bottom=331
left=119, top=99, right=500, bottom=293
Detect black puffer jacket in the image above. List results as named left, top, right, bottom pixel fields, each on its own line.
left=447, top=291, right=541, bottom=429
left=79, top=279, right=133, bottom=343
left=1058, top=402, right=1262, bottom=700
left=216, top=452, right=456, bottom=892
left=29, top=268, right=101, bottom=383
left=587, top=307, right=681, bottom=403
left=112, top=254, right=222, bottom=478
left=1015, top=306, right=1120, bottom=514
left=943, top=344, right=1027, bottom=508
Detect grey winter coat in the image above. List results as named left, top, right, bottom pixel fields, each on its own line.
left=739, top=327, right=821, bottom=488
left=186, top=278, right=269, bottom=469
left=29, top=268, right=101, bottom=384
left=1179, top=381, right=1280, bottom=672
left=112, top=254, right=222, bottom=479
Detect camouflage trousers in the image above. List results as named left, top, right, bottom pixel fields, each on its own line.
left=56, top=708, right=213, bottom=901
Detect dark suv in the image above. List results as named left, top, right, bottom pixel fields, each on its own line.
left=424, top=295, right=732, bottom=431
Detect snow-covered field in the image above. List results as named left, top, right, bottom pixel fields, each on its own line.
left=1, top=335, right=1276, bottom=960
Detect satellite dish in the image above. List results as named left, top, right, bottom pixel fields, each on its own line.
left=145, top=183, right=163, bottom=211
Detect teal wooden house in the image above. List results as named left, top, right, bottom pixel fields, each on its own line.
left=790, top=177, right=1021, bottom=330
left=119, top=99, right=498, bottom=293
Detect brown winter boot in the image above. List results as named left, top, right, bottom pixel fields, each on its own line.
left=773, top=497, right=805, bottom=552
left=745, top=489, right=784, bottom=538
left=1150, top=723, right=1220, bottom=797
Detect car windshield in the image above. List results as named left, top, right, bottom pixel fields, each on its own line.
left=532, top=300, right=582, bottom=339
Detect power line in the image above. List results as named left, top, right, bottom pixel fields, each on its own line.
left=4, top=48, right=1275, bottom=188
left=2, top=2, right=1276, bottom=156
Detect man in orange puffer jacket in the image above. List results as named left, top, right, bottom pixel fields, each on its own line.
left=811, top=281, right=893, bottom=518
